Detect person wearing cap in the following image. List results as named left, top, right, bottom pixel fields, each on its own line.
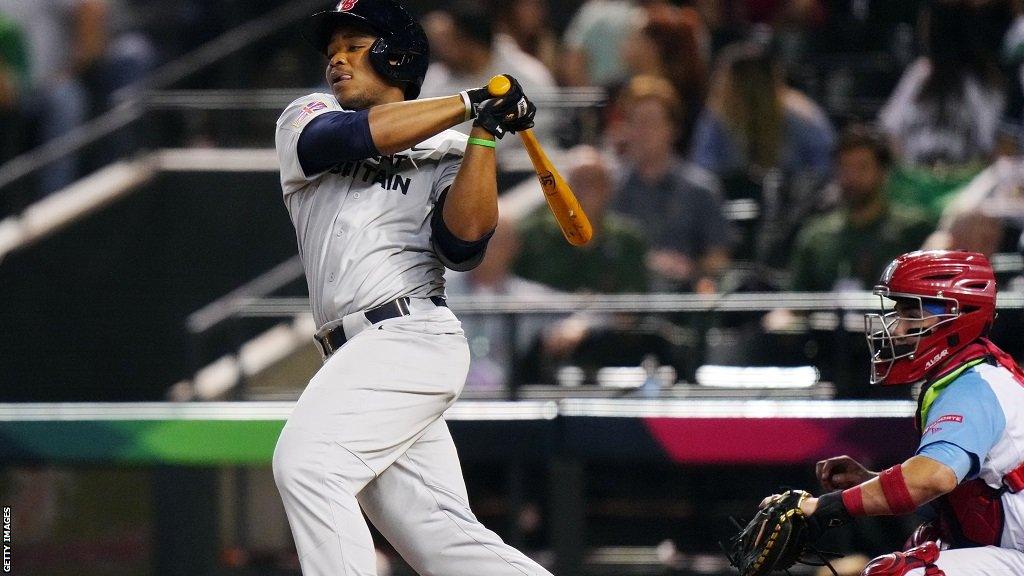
left=270, top=2, right=551, bottom=575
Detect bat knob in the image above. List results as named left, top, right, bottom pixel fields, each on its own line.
left=487, top=75, right=511, bottom=97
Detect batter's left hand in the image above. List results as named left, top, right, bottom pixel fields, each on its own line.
left=473, top=75, right=536, bottom=137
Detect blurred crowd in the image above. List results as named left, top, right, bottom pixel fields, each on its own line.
left=4, top=0, right=1024, bottom=393
left=0, top=0, right=274, bottom=212
left=425, top=0, right=1024, bottom=391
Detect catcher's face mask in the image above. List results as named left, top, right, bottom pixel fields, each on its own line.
left=864, top=292, right=955, bottom=385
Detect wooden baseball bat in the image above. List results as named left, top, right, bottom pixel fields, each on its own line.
left=487, top=75, right=593, bottom=246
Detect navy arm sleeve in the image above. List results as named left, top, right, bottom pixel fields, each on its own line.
left=296, top=110, right=379, bottom=176
left=430, top=188, right=494, bottom=272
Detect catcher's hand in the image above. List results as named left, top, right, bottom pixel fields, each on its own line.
left=724, top=490, right=825, bottom=576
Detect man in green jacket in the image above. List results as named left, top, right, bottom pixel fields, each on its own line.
left=790, top=125, right=932, bottom=291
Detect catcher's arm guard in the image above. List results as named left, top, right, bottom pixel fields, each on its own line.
left=723, top=490, right=840, bottom=576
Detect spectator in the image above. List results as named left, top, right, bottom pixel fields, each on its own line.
left=561, top=0, right=642, bottom=88
left=691, top=0, right=748, bottom=55
left=514, top=146, right=648, bottom=293
left=879, top=0, right=1012, bottom=219
left=91, top=0, right=157, bottom=105
left=612, top=75, right=733, bottom=292
left=0, top=0, right=155, bottom=194
left=511, top=147, right=684, bottom=385
left=789, top=125, right=932, bottom=291
left=621, top=3, right=709, bottom=151
left=925, top=209, right=1005, bottom=256
left=690, top=40, right=835, bottom=182
left=0, top=14, right=27, bottom=163
left=446, top=218, right=556, bottom=391
left=924, top=154, right=1024, bottom=252
left=767, top=0, right=827, bottom=73
left=496, top=0, right=559, bottom=82
left=1006, top=7, right=1024, bottom=147
left=419, top=0, right=558, bottom=148
left=0, top=0, right=97, bottom=193
left=809, top=0, right=921, bottom=57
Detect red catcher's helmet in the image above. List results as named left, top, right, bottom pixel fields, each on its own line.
left=865, top=250, right=996, bottom=386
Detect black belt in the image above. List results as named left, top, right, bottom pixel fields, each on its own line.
left=315, top=296, right=447, bottom=358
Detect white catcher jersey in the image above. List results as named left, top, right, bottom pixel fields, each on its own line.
left=275, top=93, right=468, bottom=328
left=971, top=363, right=1024, bottom=551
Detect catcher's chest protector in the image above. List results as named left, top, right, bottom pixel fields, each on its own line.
left=935, top=478, right=1005, bottom=548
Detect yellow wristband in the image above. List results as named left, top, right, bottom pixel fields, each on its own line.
left=467, top=137, right=496, bottom=149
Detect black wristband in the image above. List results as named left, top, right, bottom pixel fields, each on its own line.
left=813, top=491, right=853, bottom=529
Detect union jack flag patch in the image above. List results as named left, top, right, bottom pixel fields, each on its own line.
left=293, top=101, right=329, bottom=127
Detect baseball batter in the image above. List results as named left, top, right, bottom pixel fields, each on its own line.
left=271, top=2, right=550, bottom=575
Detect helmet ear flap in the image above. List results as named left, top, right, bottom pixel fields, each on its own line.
left=305, top=0, right=429, bottom=100
left=366, top=26, right=428, bottom=99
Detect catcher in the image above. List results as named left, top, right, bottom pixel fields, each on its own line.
left=728, top=250, right=1024, bottom=575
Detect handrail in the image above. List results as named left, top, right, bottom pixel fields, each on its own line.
left=0, top=84, right=607, bottom=193
left=0, top=157, right=155, bottom=262
left=221, top=291, right=1024, bottom=318
left=142, top=87, right=608, bottom=110
left=110, top=0, right=327, bottom=104
left=0, top=102, right=141, bottom=192
left=0, top=148, right=279, bottom=263
left=187, top=255, right=305, bottom=334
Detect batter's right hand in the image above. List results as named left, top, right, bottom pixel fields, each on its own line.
left=815, top=455, right=876, bottom=491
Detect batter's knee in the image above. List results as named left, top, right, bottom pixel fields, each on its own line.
left=862, top=541, right=944, bottom=576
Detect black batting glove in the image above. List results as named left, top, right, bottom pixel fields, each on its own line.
left=499, top=96, right=536, bottom=133
left=473, top=98, right=509, bottom=138
left=466, top=74, right=523, bottom=117
left=464, top=87, right=490, bottom=118
left=472, top=74, right=536, bottom=136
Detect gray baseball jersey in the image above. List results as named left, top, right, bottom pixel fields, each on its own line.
left=275, top=92, right=469, bottom=329
left=272, top=92, right=554, bottom=576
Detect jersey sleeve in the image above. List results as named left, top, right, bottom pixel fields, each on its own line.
left=918, top=441, right=973, bottom=483
left=917, top=370, right=1007, bottom=479
left=275, top=93, right=344, bottom=196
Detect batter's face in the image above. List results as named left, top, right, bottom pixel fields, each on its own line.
left=325, top=25, right=403, bottom=109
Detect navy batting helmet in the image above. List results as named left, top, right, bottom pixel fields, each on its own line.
left=305, top=0, right=429, bottom=100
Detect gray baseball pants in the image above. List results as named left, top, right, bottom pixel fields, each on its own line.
left=273, top=305, right=553, bottom=576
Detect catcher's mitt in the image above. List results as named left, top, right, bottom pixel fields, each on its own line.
left=723, top=490, right=836, bottom=576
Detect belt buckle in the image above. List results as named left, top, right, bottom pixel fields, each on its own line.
left=315, top=334, right=333, bottom=360
left=396, top=297, right=410, bottom=316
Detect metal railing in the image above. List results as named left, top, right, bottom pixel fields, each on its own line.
left=220, top=290, right=1024, bottom=319
left=141, top=87, right=608, bottom=111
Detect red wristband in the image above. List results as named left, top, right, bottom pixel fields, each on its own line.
left=841, top=485, right=866, bottom=516
left=879, top=464, right=916, bottom=515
